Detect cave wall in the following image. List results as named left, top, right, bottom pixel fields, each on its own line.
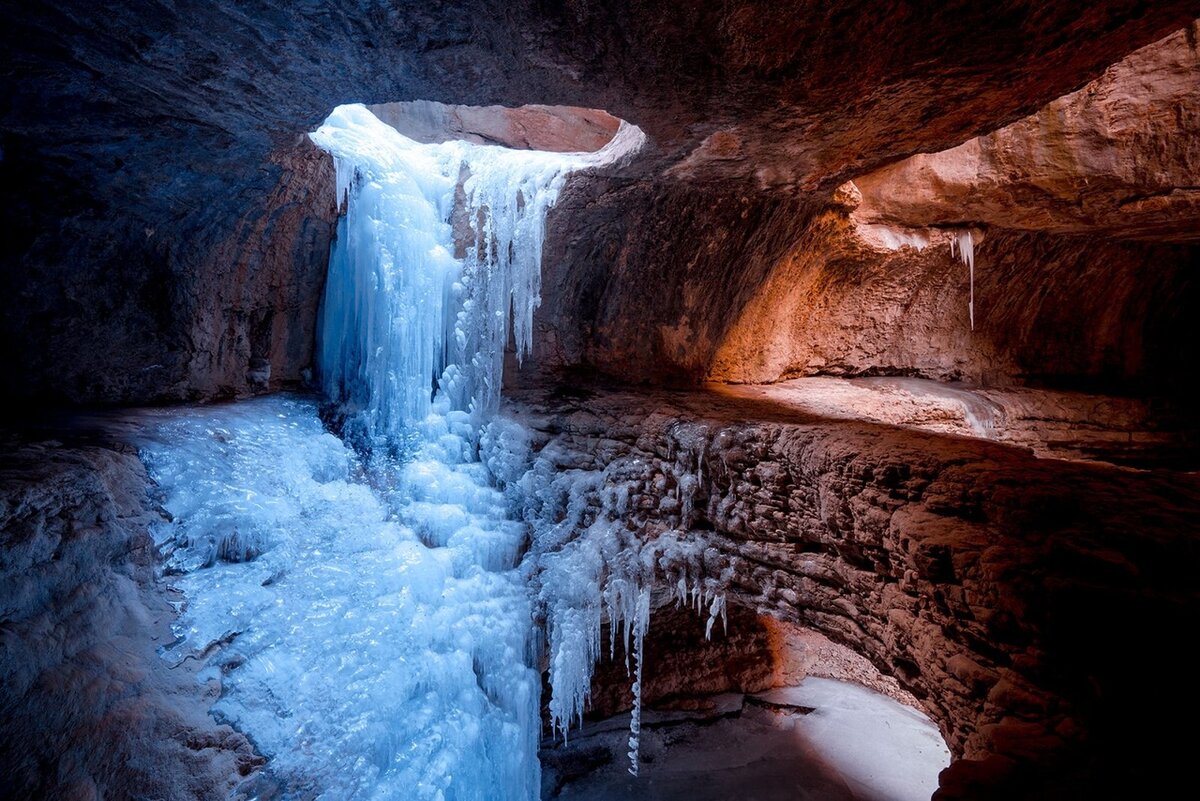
left=502, top=385, right=1200, bottom=799
left=853, top=21, right=1200, bottom=242
left=532, top=172, right=818, bottom=385
left=3, top=0, right=1198, bottom=404
left=535, top=21, right=1200, bottom=395
left=705, top=198, right=1199, bottom=395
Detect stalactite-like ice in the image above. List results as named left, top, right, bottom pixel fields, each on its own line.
left=480, top=417, right=734, bottom=774
left=950, top=229, right=976, bottom=331
left=310, top=104, right=645, bottom=445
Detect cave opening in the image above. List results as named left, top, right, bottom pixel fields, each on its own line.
left=84, top=101, right=953, bottom=800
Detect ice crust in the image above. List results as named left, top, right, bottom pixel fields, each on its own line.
left=133, top=397, right=540, bottom=800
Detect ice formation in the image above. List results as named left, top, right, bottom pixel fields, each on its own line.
left=310, top=103, right=645, bottom=445
left=124, top=106, right=647, bottom=800
left=950, top=229, right=976, bottom=331
left=131, top=102, right=733, bottom=792
left=481, top=417, right=733, bottom=775
left=131, top=397, right=540, bottom=800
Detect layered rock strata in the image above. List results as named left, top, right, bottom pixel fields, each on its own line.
left=499, top=385, right=1200, bottom=799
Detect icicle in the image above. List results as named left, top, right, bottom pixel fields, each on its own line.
left=950, top=230, right=976, bottom=332
left=627, top=586, right=651, bottom=776
left=704, top=593, right=726, bottom=641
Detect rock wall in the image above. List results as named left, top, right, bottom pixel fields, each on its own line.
left=3, top=1, right=1197, bottom=404
left=0, top=139, right=336, bottom=404
left=853, top=21, right=1200, bottom=242
left=370, top=101, right=620, bottom=152
left=0, top=437, right=259, bottom=799
left=499, top=385, right=1200, bottom=799
left=696, top=23, right=1200, bottom=393
left=705, top=195, right=1199, bottom=394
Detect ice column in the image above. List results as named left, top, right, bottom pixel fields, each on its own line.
left=311, top=105, right=645, bottom=445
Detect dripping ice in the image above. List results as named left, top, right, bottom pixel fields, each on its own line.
left=481, top=416, right=734, bottom=776
left=310, top=103, right=646, bottom=446
left=950, top=229, right=976, bottom=331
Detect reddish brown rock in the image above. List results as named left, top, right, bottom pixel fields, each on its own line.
left=370, top=101, right=620, bottom=152
left=595, top=187, right=1197, bottom=395
left=853, top=21, right=1200, bottom=241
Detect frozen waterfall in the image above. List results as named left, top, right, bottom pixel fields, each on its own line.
left=310, top=103, right=644, bottom=446
left=123, top=104, right=646, bottom=801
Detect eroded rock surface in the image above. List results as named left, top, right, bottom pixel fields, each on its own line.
left=0, top=438, right=259, bottom=800
left=370, top=101, right=620, bottom=153
left=712, top=376, right=1197, bottom=467
left=697, top=196, right=1197, bottom=393
left=499, top=384, right=1200, bottom=799
left=854, top=22, right=1200, bottom=241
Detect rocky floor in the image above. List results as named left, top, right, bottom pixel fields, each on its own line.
left=543, top=678, right=949, bottom=801
left=501, top=379, right=1200, bottom=799
left=3, top=378, right=1197, bottom=799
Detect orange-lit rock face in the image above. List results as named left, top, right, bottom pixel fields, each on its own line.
left=853, top=22, right=1200, bottom=242
left=697, top=23, right=1200, bottom=394
left=704, top=199, right=1198, bottom=394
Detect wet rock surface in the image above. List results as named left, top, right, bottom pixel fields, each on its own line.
left=0, top=436, right=260, bottom=800
left=501, top=383, right=1200, bottom=799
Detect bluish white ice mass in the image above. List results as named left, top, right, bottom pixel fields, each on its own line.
left=310, top=104, right=646, bottom=444
left=125, top=105, right=652, bottom=800
left=133, top=396, right=537, bottom=800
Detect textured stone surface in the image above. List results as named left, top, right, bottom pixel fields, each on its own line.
left=700, top=191, right=1198, bottom=395
left=3, top=1, right=1197, bottom=403
left=531, top=21, right=1200, bottom=391
left=854, top=22, right=1200, bottom=241
left=0, top=437, right=259, bottom=800
left=501, top=384, right=1200, bottom=799
left=713, top=377, right=1197, bottom=467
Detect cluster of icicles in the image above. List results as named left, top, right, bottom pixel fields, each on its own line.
left=311, top=104, right=645, bottom=443
left=481, top=417, right=732, bottom=776
left=308, top=104, right=732, bottom=788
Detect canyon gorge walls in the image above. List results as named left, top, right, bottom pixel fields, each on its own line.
left=4, top=3, right=1200, bottom=800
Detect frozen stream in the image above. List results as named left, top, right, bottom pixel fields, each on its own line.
left=130, top=395, right=537, bottom=799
